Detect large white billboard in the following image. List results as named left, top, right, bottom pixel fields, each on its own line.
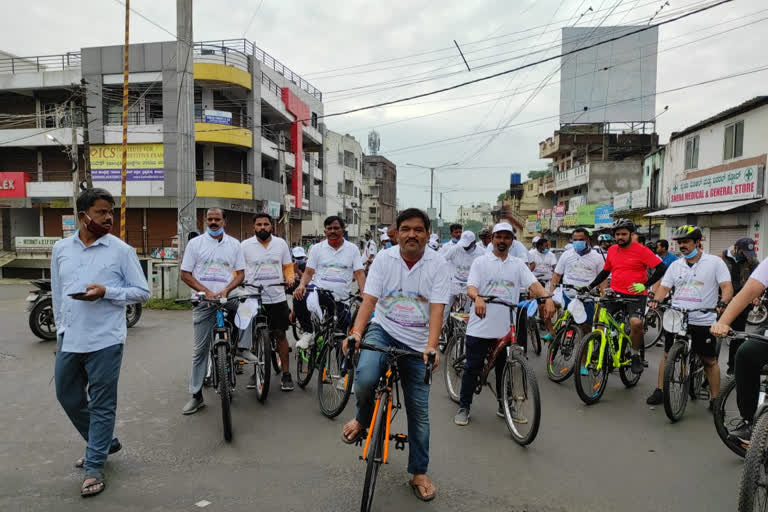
left=559, top=26, right=658, bottom=124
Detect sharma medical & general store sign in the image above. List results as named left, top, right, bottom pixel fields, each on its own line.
left=669, top=165, right=763, bottom=207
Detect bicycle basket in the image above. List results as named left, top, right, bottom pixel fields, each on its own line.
left=567, top=298, right=587, bottom=324
left=662, top=308, right=684, bottom=334
left=235, top=298, right=259, bottom=329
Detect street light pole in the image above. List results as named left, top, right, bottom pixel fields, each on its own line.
left=404, top=161, right=460, bottom=213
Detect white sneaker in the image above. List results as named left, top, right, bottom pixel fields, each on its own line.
left=236, top=348, right=258, bottom=363
left=296, top=333, right=314, bottom=350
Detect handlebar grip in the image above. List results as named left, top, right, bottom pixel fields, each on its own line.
left=424, top=350, right=436, bottom=385
left=341, top=337, right=357, bottom=377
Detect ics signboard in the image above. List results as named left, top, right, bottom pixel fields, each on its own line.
left=90, top=144, right=164, bottom=182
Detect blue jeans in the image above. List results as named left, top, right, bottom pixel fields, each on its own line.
left=54, top=338, right=124, bottom=479
left=354, top=324, right=431, bottom=475
left=459, top=335, right=505, bottom=409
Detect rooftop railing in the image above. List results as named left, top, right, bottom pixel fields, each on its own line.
left=0, top=52, right=81, bottom=74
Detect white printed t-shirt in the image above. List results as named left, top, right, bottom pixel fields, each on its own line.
left=180, top=232, right=245, bottom=295
left=365, top=246, right=451, bottom=352
left=751, top=259, right=768, bottom=286
left=241, top=235, right=291, bottom=304
left=555, top=248, right=605, bottom=287
left=442, top=243, right=484, bottom=295
left=307, top=239, right=364, bottom=299
left=660, top=253, right=731, bottom=326
left=529, top=249, right=558, bottom=281
left=466, top=252, right=538, bottom=339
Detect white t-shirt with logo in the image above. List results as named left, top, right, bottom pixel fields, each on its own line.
left=362, top=239, right=377, bottom=261
left=750, top=259, right=768, bottom=287
left=307, top=239, right=364, bottom=299
left=365, top=246, right=451, bottom=352
left=241, top=235, right=291, bottom=304
left=442, top=244, right=484, bottom=294
left=660, top=253, right=731, bottom=326
left=180, top=233, right=245, bottom=295
left=466, top=252, right=538, bottom=339
left=555, top=248, right=605, bottom=287
left=529, top=249, right=558, bottom=282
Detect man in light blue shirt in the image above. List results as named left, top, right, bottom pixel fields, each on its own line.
left=51, top=188, right=150, bottom=497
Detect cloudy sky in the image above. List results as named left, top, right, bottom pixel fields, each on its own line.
left=3, top=0, right=767, bottom=219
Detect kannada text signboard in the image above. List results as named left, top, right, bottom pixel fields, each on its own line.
left=91, top=144, right=164, bottom=182
left=669, top=165, right=762, bottom=207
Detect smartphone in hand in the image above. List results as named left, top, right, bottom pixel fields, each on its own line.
left=68, top=292, right=89, bottom=300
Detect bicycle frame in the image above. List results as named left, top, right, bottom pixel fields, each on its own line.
left=586, top=302, right=632, bottom=372
left=209, top=306, right=235, bottom=390
left=362, top=367, right=403, bottom=465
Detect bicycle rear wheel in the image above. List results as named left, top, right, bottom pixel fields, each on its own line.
left=574, top=331, right=608, bottom=405
left=443, top=334, right=465, bottom=404
left=318, top=340, right=354, bottom=418
left=619, top=339, right=643, bottom=388
left=295, top=342, right=316, bottom=389
left=361, top=392, right=389, bottom=512
left=528, top=318, right=542, bottom=356
left=714, top=377, right=748, bottom=458
left=547, top=325, right=580, bottom=383
left=643, top=308, right=663, bottom=349
left=662, top=342, right=690, bottom=422
left=688, top=354, right=707, bottom=401
left=501, top=350, right=541, bottom=445
left=738, top=412, right=768, bottom=511
left=748, top=303, right=768, bottom=326
left=216, top=343, right=233, bottom=442
left=253, top=327, right=271, bottom=403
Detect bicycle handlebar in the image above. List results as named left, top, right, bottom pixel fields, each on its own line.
left=480, top=295, right=552, bottom=307
left=729, top=330, right=768, bottom=343
left=174, top=292, right=264, bottom=306
left=306, top=284, right=359, bottom=303
left=341, top=338, right=435, bottom=385
left=655, top=304, right=718, bottom=314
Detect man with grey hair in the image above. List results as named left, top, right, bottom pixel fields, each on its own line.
left=180, top=208, right=245, bottom=414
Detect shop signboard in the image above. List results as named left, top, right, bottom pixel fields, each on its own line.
left=91, top=144, right=164, bottom=181
left=614, top=192, right=631, bottom=212
left=563, top=213, right=577, bottom=227
left=15, top=236, right=60, bottom=251
left=576, top=204, right=597, bottom=226
left=62, top=215, right=75, bottom=238
left=554, top=204, right=566, bottom=217
left=203, top=109, right=233, bottom=125
left=631, top=188, right=648, bottom=209
left=669, top=165, right=763, bottom=207
left=0, top=172, right=29, bottom=198
left=568, top=195, right=586, bottom=213
left=268, top=200, right=281, bottom=218
left=594, top=205, right=614, bottom=227
left=526, top=220, right=538, bottom=232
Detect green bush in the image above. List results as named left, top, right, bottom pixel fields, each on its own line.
left=144, top=298, right=193, bottom=310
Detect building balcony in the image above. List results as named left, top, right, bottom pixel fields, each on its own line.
left=253, top=176, right=283, bottom=204
left=0, top=52, right=81, bottom=89
left=0, top=127, right=82, bottom=147
left=539, top=135, right=562, bottom=159
left=195, top=122, right=252, bottom=149
left=193, top=42, right=251, bottom=91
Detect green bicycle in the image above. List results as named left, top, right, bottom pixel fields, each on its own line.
left=574, top=291, right=644, bottom=405
left=546, top=285, right=595, bottom=383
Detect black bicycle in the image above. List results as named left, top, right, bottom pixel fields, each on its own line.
left=175, top=290, right=262, bottom=442
left=343, top=341, right=435, bottom=512
left=657, top=304, right=718, bottom=422
left=546, top=284, right=596, bottom=383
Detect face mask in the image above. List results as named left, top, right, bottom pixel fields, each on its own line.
left=572, top=240, right=587, bottom=253
left=451, top=237, right=459, bottom=243
left=207, top=226, right=224, bottom=237
left=81, top=213, right=112, bottom=237
left=256, top=229, right=271, bottom=241
left=683, top=248, right=698, bottom=259
left=385, top=241, right=392, bottom=248
left=539, top=248, right=549, bottom=254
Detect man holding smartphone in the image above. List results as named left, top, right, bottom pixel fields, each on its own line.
left=51, top=188, right=150, bottom=497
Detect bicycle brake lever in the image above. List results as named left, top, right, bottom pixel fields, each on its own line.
left=424, top=350, right=436, bottom=385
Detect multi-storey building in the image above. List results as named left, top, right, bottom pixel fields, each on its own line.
left=648, top=96, right=768, bottom=258
left=321, top=129, right=363, bottom=242
left=361, top=155, right=396, bottom=238
left=0, top=39, right=324, bottom=276
left=455, top=203, right=493, bottom=225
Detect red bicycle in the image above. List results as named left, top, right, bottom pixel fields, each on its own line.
left=443, top=295, right=544, bottom=445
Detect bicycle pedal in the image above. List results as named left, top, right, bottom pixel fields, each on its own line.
left=392, top=433, right=408, bottom=450
left=355, top=431, right=367, bottom=447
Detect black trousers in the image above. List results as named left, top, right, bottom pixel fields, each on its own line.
left=735, top=338, right=768, bottom=421
left=728, top=309, right=750, bottom=371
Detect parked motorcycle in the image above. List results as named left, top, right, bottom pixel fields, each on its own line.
left=747, top=289, right=768, bottom=326
left=26, top=279, right=142, bottom=341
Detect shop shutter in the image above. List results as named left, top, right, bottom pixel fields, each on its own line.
left=708, top=227, right=748, bottom=258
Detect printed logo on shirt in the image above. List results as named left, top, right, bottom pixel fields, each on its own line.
left=319, top=263, right=351, bottom=284
left=380, top=289, right=429, bottom=328
left=454, top=264, right=471, bottom=283
left=481, top=280, right=517, bottom=301
left=199, top=259, right=233, bottom=283
left=248, top=258, right=282, bottom=281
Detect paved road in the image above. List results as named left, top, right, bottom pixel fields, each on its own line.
left=0, top=283, right=743, bottom=511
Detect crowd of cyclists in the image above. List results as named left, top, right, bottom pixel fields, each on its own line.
left=175, top=204, right=767, bottom=506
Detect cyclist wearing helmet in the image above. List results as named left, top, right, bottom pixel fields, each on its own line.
left=477, top=228, right=492, bottom=251
left=585, top=219, right=666, bottom=373
left=595, top=234, right=612, bottom=258
left=646, top=226, right=732, bottom=407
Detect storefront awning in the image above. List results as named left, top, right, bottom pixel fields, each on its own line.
left=644, top=198, right=765, bottom=217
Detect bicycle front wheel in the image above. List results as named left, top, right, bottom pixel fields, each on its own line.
left=216, top=343, right=233, bottom=442
left=748, top=303, right=768, bottom=326
left=547, top=325, right=579, bottom=383
left=318, top=340, right=354, bottom=418
left=574, top=331, right=608, bottom=405
left=619, top=339, right=642, bottom=388
left=738, top=412, right=768, bottom=511
left=643, top=308, right=663, bottom=349
left=361, top=392, right=389, bottom=512
left=528, top=318, right=542, bottom=356
left=443, top=334, right=465, bottom=404
left=295, top=343, right=316, bottom=389
left=714, top=377, right=748, bottom=458
left=253, top=327, right=271, bottom=403
left=662, top=342, right=690, bottom=422
left=501, top=350, right=541, bottom=445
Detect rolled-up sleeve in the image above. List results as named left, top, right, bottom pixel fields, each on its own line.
left=430, top=258, right=451, bottom=304
left=363, top=256, right=384, bottom=298
left=104, top=247, right=151, bottom=305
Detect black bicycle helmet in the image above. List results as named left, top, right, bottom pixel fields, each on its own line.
left=611, top=218, right=635, bottom=233
left=671, top=224, right=703, bottom=241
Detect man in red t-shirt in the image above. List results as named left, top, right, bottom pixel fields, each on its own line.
left=586, top=219, right=665, bottom=373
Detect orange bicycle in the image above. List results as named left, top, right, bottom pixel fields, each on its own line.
left=342, top=341, right=435, bottom=512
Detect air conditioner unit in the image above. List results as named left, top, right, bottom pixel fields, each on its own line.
left=351, top=201, right=358, bottom=207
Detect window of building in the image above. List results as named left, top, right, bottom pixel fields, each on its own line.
left=723, top=120, right=744, bottom=160
left=311, top=112, right=318, bottom=128
left=338, top=151, right=343, bottom=164
left=343, top=150, right=355, bottom=168
left=337, top=182, right=343, bottom=195
left=684, top=135, right=699, bottom=170
left=369, top=207, right=377, bottom=214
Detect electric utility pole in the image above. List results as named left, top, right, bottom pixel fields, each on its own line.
left=176, top=0, right=196, bottom=257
